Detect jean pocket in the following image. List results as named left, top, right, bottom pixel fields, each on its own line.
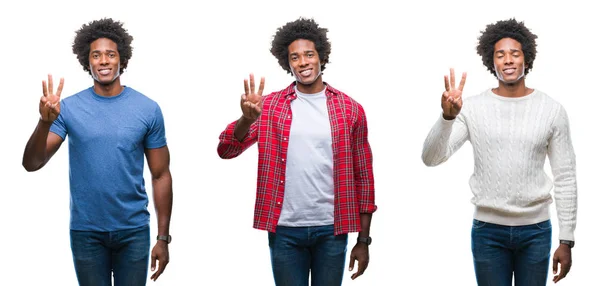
left=535, top=220, right=552, bottom=230
left=472, top=219, right=487, bottom=229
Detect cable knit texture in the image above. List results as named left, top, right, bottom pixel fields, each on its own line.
left=422, top=89, right=577, bottom=241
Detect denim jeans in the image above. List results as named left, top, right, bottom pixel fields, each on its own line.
left=268, top=224, right=348, bottom=286
left=70, top=224, right=150, bottom=286
left=471, top=219, right=552, bottom=286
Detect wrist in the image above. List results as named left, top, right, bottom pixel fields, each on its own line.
left=357, top=236, right=372, bottom=246
left=157, top=234, right=172, bottom=244
left=240, top=114, right=257, bottom=124
left=559, top=240, right=574, bottom=248
left=39, top=117, right=53, bottom=126
left=442, top=113, right=456, bottom=121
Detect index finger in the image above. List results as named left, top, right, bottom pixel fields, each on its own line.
left=444, top=75, right=450, bottom=92
left=458, top=72, right=467, bottom=91
left=244, top=79, right=250, bottom=96
left=257, top=77, right=265, bottom=96
left=56, top=78, right=65, bottom=98
left=42, top=80, right=48, bottom=97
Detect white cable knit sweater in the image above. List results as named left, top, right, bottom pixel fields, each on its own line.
left=422, top=89, right=577, bottom=241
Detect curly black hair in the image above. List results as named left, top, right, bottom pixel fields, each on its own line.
left=72, top=18, right=133, bottom=75
left=270, top=18, right=331, bottom=75
left=476, top=18, right=538, bottom=77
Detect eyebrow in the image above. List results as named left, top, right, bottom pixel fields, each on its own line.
left=495, top=49, right=521, bottom=53
left=91, top=49, right=117, bottom=53
left=290, top=50, right=315, bottom=55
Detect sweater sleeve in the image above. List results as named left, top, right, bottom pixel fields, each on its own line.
left=421, top=113, right=469, bottom=166
left=547, top=105, right=578, bottom=241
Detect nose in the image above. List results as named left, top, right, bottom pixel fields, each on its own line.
left=298, top=56, right=308, bottom=67
left=100, top=54, right=109, bottom=65
left=504, top=54, right=514, bottom=65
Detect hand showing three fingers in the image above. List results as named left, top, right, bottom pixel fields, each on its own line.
left=240, top=73, right=265, bottom=121
left=441, top=68, right=466, bottom=120
left=39, top=74, right=64, bottom=123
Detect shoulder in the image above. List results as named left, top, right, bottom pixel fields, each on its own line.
left=327, top=83, right=365, bottom=114
left=61, top=87, right=92, bottom=104
left=262, top=82, right=295, bottom=106
left=125, top=87, right=162, bottom=109
left=463, top=89, right=491, bottom=105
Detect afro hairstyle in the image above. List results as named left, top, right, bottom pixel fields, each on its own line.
left=476, top=18, right=538, bottom=77
left=72, top=18, right=133, bottom=75
left=270, top=17, right=331, bottom=75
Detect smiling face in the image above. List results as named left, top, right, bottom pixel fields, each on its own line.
left=493, top=37, right=526, bottom=84
left=288, top=39, right=324, bottom=93
left=89, top=38, right=121, bottom=85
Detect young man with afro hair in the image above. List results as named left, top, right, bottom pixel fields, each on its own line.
left=218, top=17, right=376, bottom=285
left=22, top=18, right=173, bottom=285
left=421, top=18, right=577, bottom=285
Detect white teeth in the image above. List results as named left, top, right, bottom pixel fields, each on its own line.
left=300, top=70, right=311, bottom=76
left=98, top=69, right=111, bottom=76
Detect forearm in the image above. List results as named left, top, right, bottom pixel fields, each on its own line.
left=22, top=119, right=52, bottom=171
left=358, top=213, right=372, bottom=238
left=152, top=172, right=173, bottom=236
left=233, top=116, right=255, bottom=142
left=553, top=170, right=577, bottom=241
left=422, top=114, right=467, bottom=166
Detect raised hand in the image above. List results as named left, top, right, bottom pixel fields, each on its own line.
left=441, top=68, right=466, bottom=120
left=240, top=73, right=265, bottom=121
left=39, top=74, right=64, bottom=123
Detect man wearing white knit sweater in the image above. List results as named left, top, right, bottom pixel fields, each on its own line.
left=422, top=19, right=577, bottom=286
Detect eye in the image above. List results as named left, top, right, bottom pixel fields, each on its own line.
left=109, top=53, right=116, bottom=58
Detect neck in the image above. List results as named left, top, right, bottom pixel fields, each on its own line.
left=493, top=79, right=532, bottom=98
left=93, top=77, right=124, bottom=97
left=296, top=76, right=325, bottom=94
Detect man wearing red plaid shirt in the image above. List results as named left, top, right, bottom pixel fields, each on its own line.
left=218, top=18, right=377, bottom=285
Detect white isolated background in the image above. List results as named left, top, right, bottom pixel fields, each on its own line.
left=1, top=0, right=598, bottom=285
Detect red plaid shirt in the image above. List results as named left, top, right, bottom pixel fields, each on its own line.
left=218, top=82, right=376, bottom=235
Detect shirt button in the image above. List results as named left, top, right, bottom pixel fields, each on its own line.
left=282, top=158, right=285, bottom=162
left=287, top=115, right=291, bottom=119
left=280, top=180, right=284, bottom=184
left=283, top=138, right=287, bottom=141
left=277, top=201, right=281, bottom=205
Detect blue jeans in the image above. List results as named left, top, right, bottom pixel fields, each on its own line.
left=70, top=224, right=150, bottom=286
left=268, top=225, right=348, bottom=286
left=471, top=219, right=552, bottom=286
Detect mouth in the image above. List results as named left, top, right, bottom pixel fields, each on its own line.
left=298, top=68, right=312, bottom=77
left=502, top=68, right=517, bottom=75
left=97, top=68, right=112, bottom=76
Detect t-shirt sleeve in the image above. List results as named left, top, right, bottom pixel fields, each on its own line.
left=144, top=104, right=167, bottom=149
left=49, top=101, right=68, bottom=139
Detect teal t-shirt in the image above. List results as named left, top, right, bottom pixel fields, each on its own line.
left=50, top=86, right=167, bottom=231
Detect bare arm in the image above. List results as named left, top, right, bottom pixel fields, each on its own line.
left=145, top=145, right=173, bottom=281
left=22, top=75, right=65, bottom=171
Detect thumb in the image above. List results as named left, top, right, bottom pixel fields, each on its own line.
left=151, top=254, right=157, bottom=271
left=552, top=254, right=559, bottom=274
